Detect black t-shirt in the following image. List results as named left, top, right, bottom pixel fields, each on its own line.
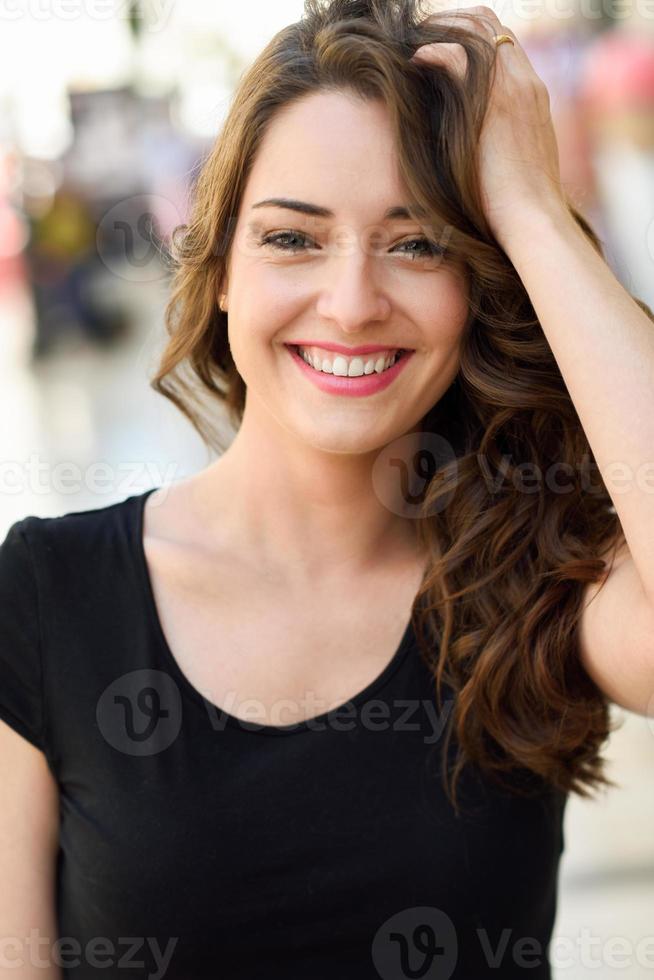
left=0, top=488, right=567, bottom=979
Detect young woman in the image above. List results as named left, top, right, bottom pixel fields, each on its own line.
left=2, top=0, right=653, bottom=977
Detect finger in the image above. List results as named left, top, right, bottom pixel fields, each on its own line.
left=411, top=12, right=527, bottom=72
left=410, top=41, right=469, bottom=79
left=414, top=6, right=520, bottom=47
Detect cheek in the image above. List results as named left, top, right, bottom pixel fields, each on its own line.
left=236, top=266, right=307, bottom=336
left=225, top=296, right=291, bottom=375
left=417, top=274, right=470, bottom=346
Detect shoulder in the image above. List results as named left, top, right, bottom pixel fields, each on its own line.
left=5, top=490, right=147, bottom=557
left=0, top=490, right=155, bottom=757
left=1, top=490, right=152, bottom=613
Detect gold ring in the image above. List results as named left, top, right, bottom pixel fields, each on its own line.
left=492, top=33, right=515, bottom=47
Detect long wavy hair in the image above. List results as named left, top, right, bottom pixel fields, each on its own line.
left=151, top=0, right=654, bottom=812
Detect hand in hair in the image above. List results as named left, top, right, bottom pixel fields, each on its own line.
left=411, top=4, right=568, bottom=250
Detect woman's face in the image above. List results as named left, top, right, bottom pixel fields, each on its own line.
left=221, top=88, right=470, bottom=455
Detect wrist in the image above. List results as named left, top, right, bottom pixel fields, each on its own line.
left=494, top=202, right=580, bottom=260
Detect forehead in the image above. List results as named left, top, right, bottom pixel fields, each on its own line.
left=241, top=90, right=410, bottom=217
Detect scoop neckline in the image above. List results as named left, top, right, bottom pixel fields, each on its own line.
left=132, top=486, right=416, bottom=737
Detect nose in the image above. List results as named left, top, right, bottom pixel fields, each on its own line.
left=315, top=250, right=392, bottom=334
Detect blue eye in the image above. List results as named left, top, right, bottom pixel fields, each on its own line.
left=393, top=237, right=446, bottom=260
left=260, top=231, right=313, bottom=252
left=259, top=230, right=446, bottom=260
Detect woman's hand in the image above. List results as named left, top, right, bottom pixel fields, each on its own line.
left=411, top=5, right=568, bottom=250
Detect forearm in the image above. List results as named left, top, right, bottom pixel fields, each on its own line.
left=501, top=206, right=654, bottom=602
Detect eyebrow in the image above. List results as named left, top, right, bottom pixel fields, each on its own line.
left=251, top=198, right=426, bottom=221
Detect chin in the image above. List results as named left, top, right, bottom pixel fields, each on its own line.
left=286, top=416, right=406, bottom=458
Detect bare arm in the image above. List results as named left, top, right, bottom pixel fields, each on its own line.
left=0, top=720, right=62, bottom=979
left=578, top=539, right=654, bottom=716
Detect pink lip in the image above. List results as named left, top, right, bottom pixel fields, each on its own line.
left=286, top=344, right=414, bottom=398
left=286, top=341, right=410, bottom=356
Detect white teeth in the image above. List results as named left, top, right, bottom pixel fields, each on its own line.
left=333, top=356, right=349, bottom=377
left=298, top=347, right=401, bottom=377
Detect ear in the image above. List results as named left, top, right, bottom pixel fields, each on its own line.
left=217, top=274, right=229, bottom=313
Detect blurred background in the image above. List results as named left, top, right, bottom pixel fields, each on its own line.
left=0, top=1, right=653, bottom=975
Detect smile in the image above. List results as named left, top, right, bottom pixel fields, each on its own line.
left=296, top=344, right=405, bottom=377
left=285, top=344, right=414, bottom=398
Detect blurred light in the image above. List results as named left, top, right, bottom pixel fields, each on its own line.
left=0, top=206, right=30, bottom=258
left=173, top=85, right=233, bottom=140
left=13, top=88, right=74, bottom=160
left=20, top=158, right=63, bottom=203
left=0, top=10, right=134, bottom=157
left=166, top=0, right=307, bottom=59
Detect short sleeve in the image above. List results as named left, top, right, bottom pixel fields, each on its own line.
left=0, top=518, right=45, bottom=751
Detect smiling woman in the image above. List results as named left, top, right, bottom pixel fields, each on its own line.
left=2, top=0, right=654, bottom=978
left=204, top=89, right=470, bottom=441
left=151, top=0, right=647, bottom=806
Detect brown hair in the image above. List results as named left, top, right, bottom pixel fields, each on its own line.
left=151, top=0, right=654, bottom=813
